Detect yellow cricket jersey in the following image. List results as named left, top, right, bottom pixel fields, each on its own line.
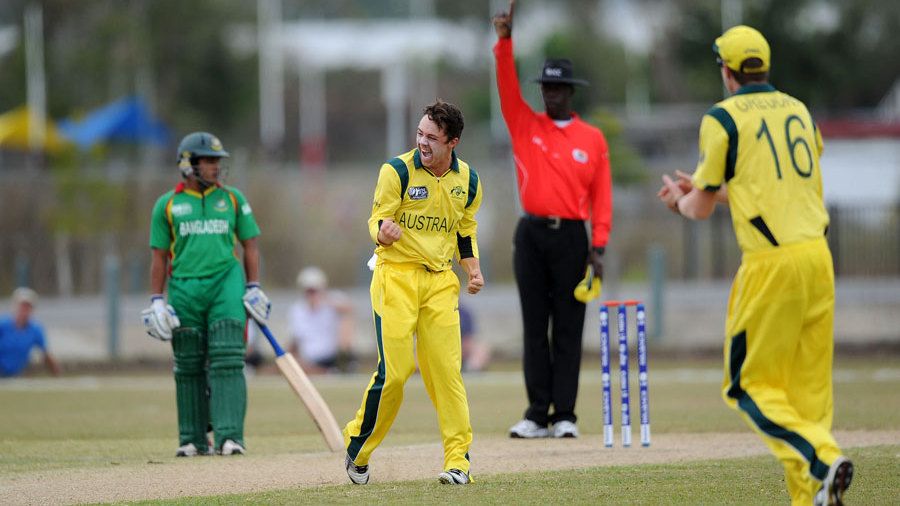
left=693, top=83, right=829, bottom=253
left=369, top=148, right=482, bottom=272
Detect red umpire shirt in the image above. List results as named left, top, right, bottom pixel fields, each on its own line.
left=493, top=37, right=612, bottom=249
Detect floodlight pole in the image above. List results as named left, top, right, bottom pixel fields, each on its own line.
left=24, top=2, right=46, bottom=154
left=258, top=0, right=285, bottom=161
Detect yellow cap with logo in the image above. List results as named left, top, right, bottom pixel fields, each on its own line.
left=714, top=25, right=770, bottom=74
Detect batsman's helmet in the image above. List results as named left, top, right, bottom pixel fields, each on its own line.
left=176, top=132, right=230, bottom=178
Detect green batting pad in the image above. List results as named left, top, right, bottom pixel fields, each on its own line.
left=172, top=327, right=210, bottom=451
left=208, top=319, right=247, bottom=448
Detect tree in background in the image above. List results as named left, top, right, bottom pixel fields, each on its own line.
left=665, top=0, right=900, bottom=111
left=0, top=0, right=258, bottom=158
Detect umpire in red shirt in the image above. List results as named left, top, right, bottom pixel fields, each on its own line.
left=493, top=0, right=613, bottom=439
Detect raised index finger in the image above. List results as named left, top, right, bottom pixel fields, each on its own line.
left=509, top=0, right=515, bottom=19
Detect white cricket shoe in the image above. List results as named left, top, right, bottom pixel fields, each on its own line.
left=814, top=456, right=854, bottom=506
left=175, top=443, right=199, bottom=457
left=219, top=439, right=246, bottom=456
left=175, top=443, right=212, bottom=457
left=551, top=420, right=579, bottom=438
left=438, top=468, right=471, bottom=485
left=345, top=454, right=370, bottom=485
left=509, top=419, right=549, bottom=438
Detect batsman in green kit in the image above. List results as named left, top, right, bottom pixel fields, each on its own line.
left=343, top=101, right=484, bottom=486
left=143, top=131, right=271, bottom=457
left=658, top=27, right=853, bottom=506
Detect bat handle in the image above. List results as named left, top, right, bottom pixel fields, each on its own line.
left=259, top=324, right=286, bottom=357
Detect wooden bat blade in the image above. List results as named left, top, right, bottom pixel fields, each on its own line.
left=275, top=354, right=345, bottom=452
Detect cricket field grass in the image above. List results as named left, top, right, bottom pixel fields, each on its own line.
left=0, top=355, right=897, bottom=505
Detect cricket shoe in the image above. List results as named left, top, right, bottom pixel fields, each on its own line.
left=438, top=469, right=471, bottom=485
left=175, top=443, right=212, bottom=457
left=814, top=456, right=854, bottom=506
left=551, top=420, right=579, bottom=438
left=219, top=439, right=246, bottom=456
left=509, top=419, right=549, bottom=438
left=345, top=454, right=369, bottom=485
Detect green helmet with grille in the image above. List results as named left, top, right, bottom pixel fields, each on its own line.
left=176, top=132, right=230, bottom=177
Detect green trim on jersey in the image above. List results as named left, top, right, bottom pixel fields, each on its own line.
left=150, top=185, right=260, bottom=278
left=734, top=83, right=776, bottom=96
left=387, top=158, right=410, bottom=198
left=465, top=167, right=479, bottom=208
left=706, top=106, right=738, bottom=182
left=368, top=148, right=483, bottom=271
left=692, top=86, right=828, bottom=253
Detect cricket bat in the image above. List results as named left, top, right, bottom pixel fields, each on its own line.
left=258, top=324, right=345, bottom=452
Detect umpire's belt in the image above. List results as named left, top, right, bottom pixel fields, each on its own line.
left=523, top=213, right=583, bottom=230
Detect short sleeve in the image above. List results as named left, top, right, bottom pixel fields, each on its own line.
left=692, top=112, right=731, bottom=191
left=149, top=193, right=174, bottom=250
left=229, top=187, right=261, bottom=241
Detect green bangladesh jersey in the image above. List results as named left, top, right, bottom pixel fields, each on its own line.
left=150, top=183, right=261, bottom=278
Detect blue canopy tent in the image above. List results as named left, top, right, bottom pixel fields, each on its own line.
left=59, top=96, right=170, bottom=149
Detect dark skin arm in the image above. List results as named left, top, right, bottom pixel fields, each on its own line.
left=241, top=237, right=261, bottom=284
left=149, top=248, right=169, bottom=295
left=492, top=0, right=515, bottom=39
left=589, top=249, right=604, bottom=280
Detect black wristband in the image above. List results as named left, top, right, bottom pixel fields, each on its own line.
left=593, top=246, right=605, bottom=256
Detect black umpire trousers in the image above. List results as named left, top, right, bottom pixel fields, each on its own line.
left=513, top=215, right=588, bottom=426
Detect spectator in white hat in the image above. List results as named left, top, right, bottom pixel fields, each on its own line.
left=0, top=288, right=61, bottom=377
left=285, top=267, right=356, bottom=374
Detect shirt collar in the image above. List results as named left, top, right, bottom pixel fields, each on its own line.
left=175, top=181, right=220, bottom=197
left=734, top=83, right=776, bottom=96
left=541, top=111, right=580, bottom=127
left=413, top=149, right=460, bottom=173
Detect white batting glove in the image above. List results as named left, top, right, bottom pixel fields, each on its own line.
left=141, top=295, right=181, bottom=341
left=243, top=282, right=271, bottom=326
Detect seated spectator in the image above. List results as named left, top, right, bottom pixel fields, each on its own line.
left=287, top=267, right=356, bottom=374
left=0, top=287, right=61, bottom=377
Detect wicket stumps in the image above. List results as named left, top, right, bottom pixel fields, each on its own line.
left=600, top=300, right=650, bottom=447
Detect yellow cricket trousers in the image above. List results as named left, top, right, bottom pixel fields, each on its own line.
left=722, top=238, right=843, bottom=505
left=344, top=262, right=473, bottom=473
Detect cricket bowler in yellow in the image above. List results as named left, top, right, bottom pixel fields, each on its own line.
left=657, top=26, right=853, bottom=506
left=344, top=100, right=484, bottom=486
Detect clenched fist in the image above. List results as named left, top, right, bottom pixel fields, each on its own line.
left=378, top=218, right=402, bottom=246
left=466, top=268, right=485, bottom=295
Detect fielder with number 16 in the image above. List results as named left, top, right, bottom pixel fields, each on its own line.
left=658, top=26, right=852, bottom=506
left=142, top=132, right=270, bottom=457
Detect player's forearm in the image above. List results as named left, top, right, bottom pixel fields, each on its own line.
left=716, top=185, right=729, bottom=204
left=460, top=256, right=480, bottom=275
left=676, top=189, right=718, bottom=220
left=242, top=237, right=261, bottom=283
left=149, top=249, right=168, bottom=294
